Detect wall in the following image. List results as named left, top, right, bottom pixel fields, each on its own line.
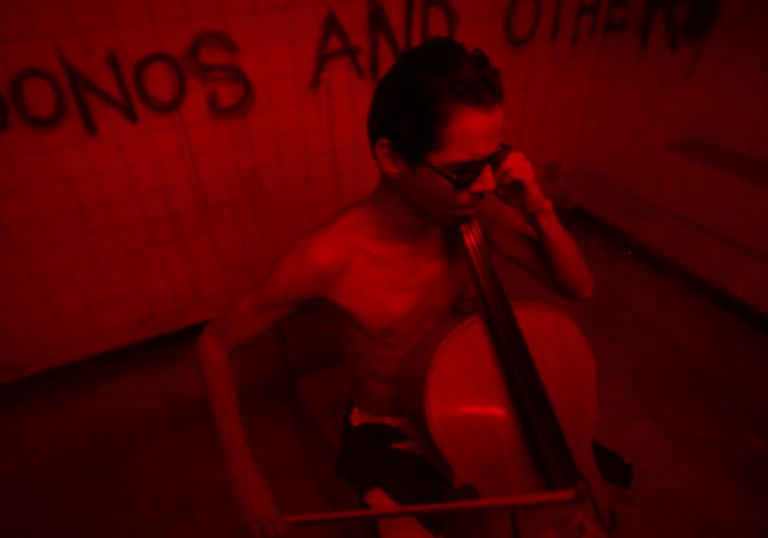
left=0, top=0, right=763, bottom=384
left=570, top=0, right=768, bottom=322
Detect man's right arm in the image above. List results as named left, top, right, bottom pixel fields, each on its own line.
left=194, top=231, right=345, bottom=535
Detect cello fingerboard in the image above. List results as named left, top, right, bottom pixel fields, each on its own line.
left=458, top=217, right=579, bottom=490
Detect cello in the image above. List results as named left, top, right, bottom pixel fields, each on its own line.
left=287, top=215, right=651, bottom=537
left=398, top=215, right=618, bottom=537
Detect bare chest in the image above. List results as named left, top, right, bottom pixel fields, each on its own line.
left=328, top=240, right=468, bottom=350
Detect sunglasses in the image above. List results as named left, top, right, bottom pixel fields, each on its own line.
left=420, top=143, right=513, bottom=191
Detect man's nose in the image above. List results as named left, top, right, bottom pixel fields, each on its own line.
left=468, top=163, right=496, bottom=194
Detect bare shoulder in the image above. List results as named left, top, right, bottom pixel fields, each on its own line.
left=260, top=201, right=367, bottom=301
left=199, top=208, right=365, bottom=351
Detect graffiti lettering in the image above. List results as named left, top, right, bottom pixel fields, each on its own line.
left=311, top=9, right=365, bottom=90
left=133, top=53, right=187, bottom=114
left=641, top=0, right=683, bottom=51
left=604, top=0, right=632, bottom=36
left=507, top=0, right=631, bottom=47
left=421, top=0, right=458, bottom=43
left=314, top=0, right=457, bottom=88
left=505, top=0, right=542, bottom=46
left=368, top=0, right=402, bottom=79
left=551, top=0, right=564, bottom=41
left=640, top=0, right=720, bottom=51
left=573, top=0, right=601, bottom=46
left=57, top=48, right=137, bottom=135
left=680, top=0, right=720, bottom=39
left=0, top=1, right=721, bottom=137
left=10, top=68, right=67, bottom=128
left=186, top=31, right=253, bottom=115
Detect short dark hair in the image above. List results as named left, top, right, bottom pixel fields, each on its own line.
left=367, top=36, right=505, bottom=169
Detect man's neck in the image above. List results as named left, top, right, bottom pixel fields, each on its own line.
left=369, top=177, right=443, bottom=245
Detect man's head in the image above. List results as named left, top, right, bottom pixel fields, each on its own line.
left=367, top=36, right=506, bottom=225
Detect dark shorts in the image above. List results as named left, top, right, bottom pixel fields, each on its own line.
left=335, top=408, right=479, bottom=537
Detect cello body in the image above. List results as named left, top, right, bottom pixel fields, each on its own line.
left=399, top=301, right=617, bottom=537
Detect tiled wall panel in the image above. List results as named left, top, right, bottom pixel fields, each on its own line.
left=0, top=0, right=765, bottom=383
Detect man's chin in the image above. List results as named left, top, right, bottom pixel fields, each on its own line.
left=432, top=206, right=476, bottom=226
left=453, top=206, right=476, bottom=220
left=442, top=213, right=473, bottom=226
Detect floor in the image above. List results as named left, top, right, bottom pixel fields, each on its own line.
left=1, top=209, right=766, bottom=538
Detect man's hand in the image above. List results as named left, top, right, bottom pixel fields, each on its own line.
left=492, top=151, right=553, bottom=216
left=233, top=468, right=287, bottom=537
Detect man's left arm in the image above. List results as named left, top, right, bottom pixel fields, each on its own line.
left=476, top=151, right=594, bottom=300
left=476, top=195, right=593, bottom=300
left=528, top=204, right=594, bottom=299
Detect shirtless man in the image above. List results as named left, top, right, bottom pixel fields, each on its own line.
left=195, top=37, right=594, bottom=538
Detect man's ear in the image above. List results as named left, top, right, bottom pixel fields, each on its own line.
left=373, top=139, right=405, bottom=178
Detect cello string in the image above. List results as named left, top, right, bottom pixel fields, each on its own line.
left=461, top=219, right=504, bottom=318
left=460, top=218, right=563, bottom=485
left=465, top=218, right=565, bottom=395
left=460, top=218, right=580, bottom=487
left=461, top=219, right=520, bottom=355
left=464, top=218, right=519, bottom=341
left=465, top=218, right=547, bottom=400
left=462, top=229, right=510, bottom=337
left=461, top=219, right=547, bottom=426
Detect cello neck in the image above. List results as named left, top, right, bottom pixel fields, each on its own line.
left=458, top=217, right=580, bottom=490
